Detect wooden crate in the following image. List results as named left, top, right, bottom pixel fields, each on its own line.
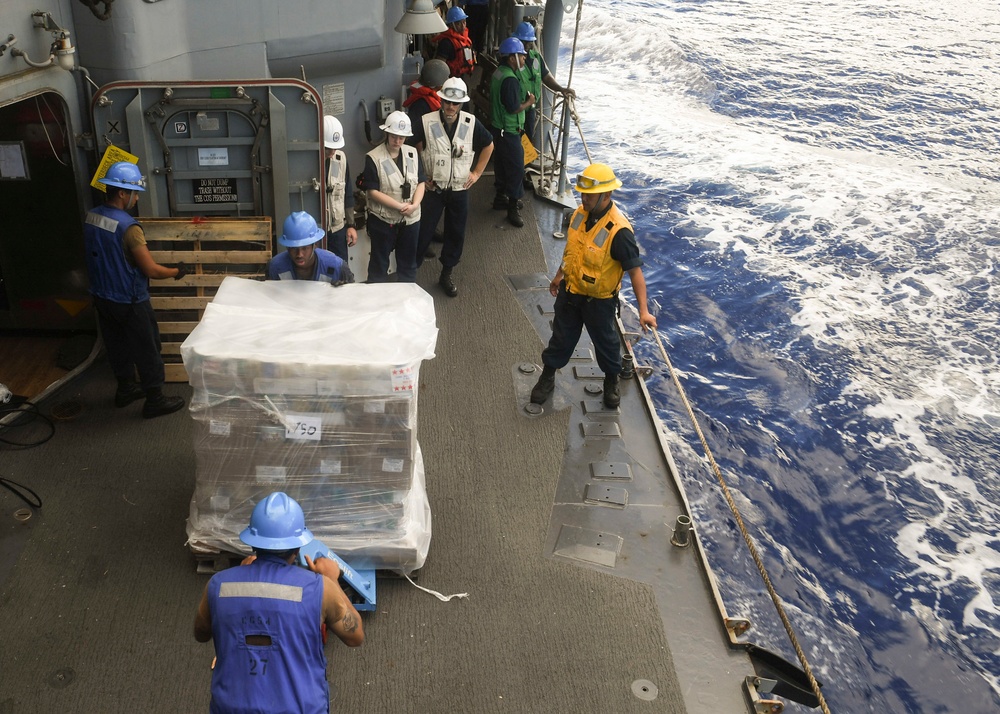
left=145, top=217, right=273, bottom=382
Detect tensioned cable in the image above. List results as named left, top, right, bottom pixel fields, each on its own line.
left=565, top=1, right=593, bottom=164
left=650, top=327, right=830, bottom=714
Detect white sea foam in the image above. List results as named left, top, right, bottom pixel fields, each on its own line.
left=570, top=0, right=1000, bottom=706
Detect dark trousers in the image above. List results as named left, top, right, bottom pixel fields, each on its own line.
left=416, top=188, right=469, bottom=269
left=327, top=226, right=349, bottom=263
left=93, top=296, right=165, bottom=390
left=525, top=107, right=538, bottom=148
left=541, top=282, right=622, bottom=377
left=465, top=5, right=488, bottom=53
left=366, top=214, right=418, bottom=283
left=491, top=128, right=525, bottom=200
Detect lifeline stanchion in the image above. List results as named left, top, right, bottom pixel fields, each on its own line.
left=650, top=327, right=831, bottom=714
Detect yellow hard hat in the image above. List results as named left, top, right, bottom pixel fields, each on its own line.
left=574, top=163, right=622, bottom=193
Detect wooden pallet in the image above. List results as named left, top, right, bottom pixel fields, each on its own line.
left=145, top=217, right=272, bottom=382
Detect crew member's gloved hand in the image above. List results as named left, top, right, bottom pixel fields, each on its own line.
left=330, top=266, right=355, bottom=287
left=174, top=262, right=188, bottom=280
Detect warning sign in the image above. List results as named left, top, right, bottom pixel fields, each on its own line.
left=91, top=145, right=139, bottom=192
left=194, top=178, right=237, bottom=204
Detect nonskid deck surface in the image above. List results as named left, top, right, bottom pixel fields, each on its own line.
left=0, top=182, right=744, bottom=713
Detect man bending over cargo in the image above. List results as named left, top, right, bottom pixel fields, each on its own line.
left=194, top=492, right=364, bottom=713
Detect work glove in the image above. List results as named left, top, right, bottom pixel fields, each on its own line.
left=330, top=266, right=355, bottom=287
left=174, top=262, right=188, bottom=280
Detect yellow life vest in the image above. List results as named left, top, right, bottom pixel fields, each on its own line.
left=563, top=202, right=632, bottom=299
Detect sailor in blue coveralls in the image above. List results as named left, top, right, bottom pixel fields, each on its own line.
left=266, top=212, right=354, bottom=284
left=194, top=492, right=364, bottom=714
left=83, top=161, right=186, bottom=419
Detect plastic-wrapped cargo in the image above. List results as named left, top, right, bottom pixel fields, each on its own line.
left=180, top=277, right=437, bottom=573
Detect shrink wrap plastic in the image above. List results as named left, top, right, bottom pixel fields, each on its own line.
left=180, top=278, right=437, bottom=573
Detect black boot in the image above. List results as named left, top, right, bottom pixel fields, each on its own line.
left=439, top=266, right=458, bottom=297
left=142, top=387, right=186, bottom=419
left=493, top=193, right=509, bottom=210
left=530, top=366, right=556, bottom=404
left=506, top=197, right=524, bottom=228
left=603, top=374, right=620, bottom=409
left=114, top=380, right=145, bottom=408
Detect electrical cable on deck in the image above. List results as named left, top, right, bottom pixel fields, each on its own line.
left=650, top=327, right=832, bottom=714
left=0, top=477, right=42, bottom=509
left=0, top=401, right=56, bottom=450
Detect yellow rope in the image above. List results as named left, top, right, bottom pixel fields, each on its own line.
left=650, top=328, right=831, bottom=714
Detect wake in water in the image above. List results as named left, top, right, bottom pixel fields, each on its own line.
left=565, top=1, right=1000, bottom=711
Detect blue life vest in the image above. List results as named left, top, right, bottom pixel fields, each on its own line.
left=266, top=248, right=347, bottom=283
left=83, top=204, right=148, bottom=303
left=208, top=554, right=328, bottom=714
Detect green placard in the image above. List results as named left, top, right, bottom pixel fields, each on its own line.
left=209, top=87, right=232, bottom=99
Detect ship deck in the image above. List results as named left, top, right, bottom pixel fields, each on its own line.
left=0, top=179, right=755, bottom=713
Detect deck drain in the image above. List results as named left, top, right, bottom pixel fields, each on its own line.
left=584, top=383, right=603, bottom=395
left=46, top=668, right=75, bottom=689
left=13, top=508, right=32, bottom=523
left=518, top=363, right=537, bottom=375
left=523, top=403, right=543, bottom=416
left=50, top=401, right=83, bottom=421
left=631, top=679, right=658, bottom=701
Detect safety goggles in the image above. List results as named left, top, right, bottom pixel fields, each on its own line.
left=575, top=174, right=616, bottom=191
left=440, top=86, right=467, bottom=102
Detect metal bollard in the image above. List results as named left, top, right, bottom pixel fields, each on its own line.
left=670, top=514, right=692, bottom=548
left=620, top=354, right=635, bottom=380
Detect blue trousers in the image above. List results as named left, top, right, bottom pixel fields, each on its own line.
left=491, top=128, right=525, bottom=200
left=541, top=282, right=622, bottom=377
left=417, top=188, right=469, bottom=269
left=93, top=296, right=165, bottom=390
left=366, top=215, right=418, bottom=283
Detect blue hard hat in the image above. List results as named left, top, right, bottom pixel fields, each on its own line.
left=240, top=492, right=314, bottom=551
left=278, top=211, right=325, bottom=248
left=446, top=6, right=468, bottom=23
left=514, top=22, right=536, bottom=42
left=98, top=161, right=146, bottom=192
left=499, top=37, right=526, bottom=56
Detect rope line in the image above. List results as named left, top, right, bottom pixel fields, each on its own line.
left=650, top=327, right=830, bottom=714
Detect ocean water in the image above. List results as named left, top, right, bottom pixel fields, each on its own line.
left=563, top=1, right=1000, bottom=711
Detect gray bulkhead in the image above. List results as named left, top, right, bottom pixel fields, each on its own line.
left=0, top=0, right=416, bottom=333
left=72, top=0, right=417, bottom=221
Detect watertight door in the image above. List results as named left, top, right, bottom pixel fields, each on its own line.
left=91, top=80, right=323, bottom=226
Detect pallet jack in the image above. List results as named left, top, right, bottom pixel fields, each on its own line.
left=297, top=538, right=377, bottom=612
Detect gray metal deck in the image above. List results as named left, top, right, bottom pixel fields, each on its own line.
left=0, top=181, right=755, bottom=713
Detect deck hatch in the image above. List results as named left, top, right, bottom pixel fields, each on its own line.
left=590, top=462, right=633, bottom=481
left=508, top=273, right=548, bottom=290
left=553, top=525, right=622, bottom=568
left=581, top=421, right=621, bottom=438
left=582, top=399, right=619, bottom=417
left=584, top=483, right=628, bottom=508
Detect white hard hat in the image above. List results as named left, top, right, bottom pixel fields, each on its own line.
left=379, top=110, right=413, bottom=137
left=323, top=115, right=345, bottom=149
left=437, top=77, right=470, bottom=103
